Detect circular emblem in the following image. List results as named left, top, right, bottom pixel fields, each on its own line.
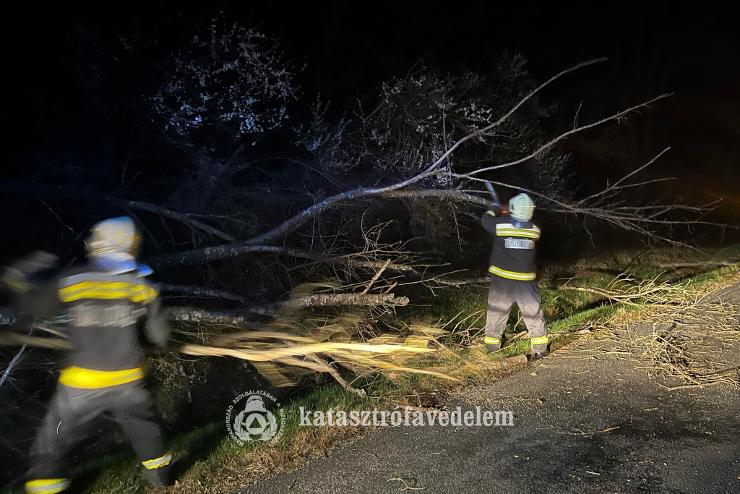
left=225, top=390, right=285, bottom=445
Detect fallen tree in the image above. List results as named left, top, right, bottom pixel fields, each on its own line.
left=3, top=20, right=734, bottom=396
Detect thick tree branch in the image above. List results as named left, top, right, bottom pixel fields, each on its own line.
left=381, top=189, right=489, bottom=206
left=248, top=293, right=410, bottom=316
left=168, top=293, right=409, bottom=323
left=151, top=244, right=415, bottom=272
left=159, top=284, right=247, bottom=304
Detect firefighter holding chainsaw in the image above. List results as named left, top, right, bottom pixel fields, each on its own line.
left=1, top=217, right=172, bottom=493
left=481, top=191, right=549, bottom=359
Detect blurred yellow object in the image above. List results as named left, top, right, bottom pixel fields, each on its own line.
left=58, top=280, right=157, bottom=303
left=58, top=366, right=145, bottom=389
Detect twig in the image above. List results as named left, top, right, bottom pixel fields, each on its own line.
left=387, top=477, right=425, bottom=491
left=458, top=95, right=672, bottom=176
left=0, top=331, right=30, bottom=389
left=307, top=354, right=367, bottom=397
left=361, top=260, right=391, bottom=295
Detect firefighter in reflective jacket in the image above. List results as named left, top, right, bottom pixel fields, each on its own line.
left=481, top=193, right=549, bottom=358
left=2, top=217, right=172, bottom=493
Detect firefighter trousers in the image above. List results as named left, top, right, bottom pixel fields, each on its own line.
left=484, top=277, right=548, bottom=353
left=26, top=380, right=170, bottom=493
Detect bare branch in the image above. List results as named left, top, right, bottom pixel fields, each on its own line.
left=123, top=200, right=235, bottom=241
left=306, top=354, right=367, bottom=397
left=159, top=284, right=246, bottom=304
left=167, top=293, right=408, bottom=323
left=248, top=293, right=410, bottom=316
left=456, top=93, right=673, bottom=178
left=361, top=260, right=391, bottom=295
left=381, top=189, right=489, bottom=206
left=456, top=145, right=735, bottom=246
left=150, top=244, right=416, bottom=272
left=0, top=334, right=29, bottom=389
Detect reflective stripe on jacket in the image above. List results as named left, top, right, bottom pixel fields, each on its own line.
left=481, top=210, right=540, bottom=281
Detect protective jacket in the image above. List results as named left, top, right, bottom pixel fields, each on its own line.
left=18, top=262, right=167, bottom=388
left=481, top=209, right=541, bottom=281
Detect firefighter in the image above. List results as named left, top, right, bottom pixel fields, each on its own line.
left=1, top=217, right=172, bottom=493
left=481, top=193, right=549, bottom=359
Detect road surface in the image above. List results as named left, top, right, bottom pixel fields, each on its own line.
left=247, top=284, right=740, bottom=494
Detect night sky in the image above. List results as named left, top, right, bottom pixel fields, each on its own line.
left=1, top=1, right=739, bottom=260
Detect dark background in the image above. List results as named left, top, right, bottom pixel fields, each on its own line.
left=0, top=2, right=738, bottom=486
left=1, top=1, right=739, bottom=262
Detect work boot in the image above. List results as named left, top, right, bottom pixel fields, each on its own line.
left=529, top=336, right=549, bottom=359
left=142, top=466, right=172, bottom=487
left=484, top=336, right=502, bottom=354
left=527, top=349, right=549, bottom=361
left=485, top=343, right=501, bottom=354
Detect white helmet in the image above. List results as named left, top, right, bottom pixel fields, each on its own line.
left=86, top=217, right=141, bottom=257
left=509, top=193, right=535, bottom=222
left=86, top=217, right=141, bottom=274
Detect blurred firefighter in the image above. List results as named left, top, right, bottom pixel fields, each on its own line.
left=481, top=192, right=549, bottom=359
left=0, top=217, right=172, bottom=493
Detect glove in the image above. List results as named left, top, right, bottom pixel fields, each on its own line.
left=1, top=251, right=59, bottom=294
left=143, top=301, right=170, bottom=349
left=489, top=204, right=509, bottom=216
left=485, top=205, right=509, bottom=218
left=9, top=251, right=58, bottom=276
left=1, top=269, right=31, bottom=293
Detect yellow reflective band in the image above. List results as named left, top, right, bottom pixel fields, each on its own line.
left=58, top=281, right=158, bottom=304
left=496, top=229, right=540, bottom=239
left=142, top=452, right=173, bottom=470
left=484, top=336, right=501, bottom=345
left=495, top=223, right=540, bottom=239
left=488, top=265, right=536, bottom=281
left=59, top=366, right=145, bottom=389
left=25, top=478, right=70, bottom=494
left=530, top=336, right=549, bottom=345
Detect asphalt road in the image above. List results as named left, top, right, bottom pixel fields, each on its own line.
left=247, top=285, right=740, bottom=494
